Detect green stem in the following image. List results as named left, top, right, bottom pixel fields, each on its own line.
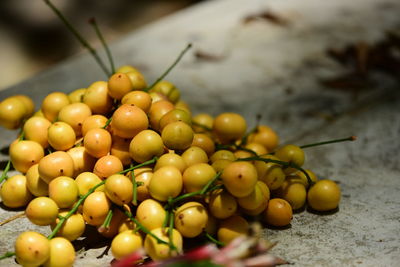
left=0, top=160, right=12, bottom=184
left=19, top=130, right=25, bottom=141
left=89, top=17, right=115, bottom=74
left=118, top=157, right=158, bottom=175
left=192, top=121, right=212, bottom=132
left=144, top=43, right=192, bottom=92
left=165, top=179, right=222, bottom=210
left=163, top=210, right=170, bottom=229
left=168, top=210, right=177, bottom=251
left=200, top=172, right=222, bottom=195
left=43, top=0, right=110, bottom=77
left=48, top=180, right=106, bottom=239
left=100, top=209, right=113, bottom=230
left=238, top=156, right=313, bottom=186
left=130, top=166, right=138, bottom=206
left=119, top=207, right=169, bottom=246
left=205, top=232, right=225, bottom=247
left=0, top=252, right=15, bottom=261
left=215, top=143, right=257, bottom=156
left=103, top=117, right=112, bottom=129
left=300, top=136, right=357, bottom=149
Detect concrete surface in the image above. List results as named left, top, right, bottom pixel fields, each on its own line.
left=1, top=0, right=400, bottom=266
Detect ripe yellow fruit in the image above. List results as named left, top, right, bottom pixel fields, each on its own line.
left=41, top=92, right=70, bottom=122
left=110, top=104, right=149, bottom=139
left=51, top=211, right=86, bottom=241
left=15, top=231, right=50, bottom=266
left=10, top=140, right=44, bottom=173
left=149, top=166, right=182, bottom=202
left=264, top=198, right=293, bottom=227
left=144, top=228, right=183, bottom=261
left=213, top=112, right=247, bottom=144
left=111, top=230, right=143, bottom=260
left=48, top=122, right=76, bottom=151
left=136, top=199, right=166, bottom=230
left=82, top=191, right=111, bottom=226
left=221, top=161, right=258, bottom=198
left=43, top=237, right=75, bottom=267
left=26, top=197, right=59, bottom=226
left=307, top=180, right=341, bottom=211
left=174, top=202, right=208, bottom=238
left=217, top=215, right=249, bottom=245
left=129, top=130, right=164, bottom=163
left=0, top=174, right=33, bottom=208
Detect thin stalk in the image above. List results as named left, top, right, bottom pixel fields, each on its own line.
left=238, top=156, right=313, bottom=186
left=168, top=210, right=177, bottom=251
left=192, top=121, right=212, bottom=132
left=300, top=136, right=357, bottom=149
left=118, top=157, right=158, bottom=175
left=19, top=131, right=25, bottom=141
left=165, top=183, right=222, bottom=210
left=235, top=146, right=258, bottom=156
left=205, top=232, right=225, bottom=247
left=48, top=180, right=106, bottom=239
left=200, top=172, right=222, bottom=195
left=103, top=117, right=112, bottom=129
left=145, top=43, right=192, bottom=92
left=130, top=166, right=138, bottom=206
left=120, top=207, right=169, bottom=246
left=0, top=160, right=12, bottom=184
left=0, top=212, right=25, bottom=226
left=100, top=209, right=113, bottom=230
left=163, top=210, right=171, bottom=229
left=0, top=252, right=15, bottom=261
left=43, top=0, right=110, bottom=76
left=89, top=17, right=115, bottom=74
left=215, top=143, right=257, bottom=156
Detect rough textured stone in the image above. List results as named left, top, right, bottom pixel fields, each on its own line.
left=1, top=0, right=400, bottom=266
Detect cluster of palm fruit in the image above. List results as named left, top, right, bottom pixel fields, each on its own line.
left=0, top=63, right=342, bottom=266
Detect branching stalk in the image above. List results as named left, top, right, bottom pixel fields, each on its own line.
left=238, top=156, right=314, bottom=186
left=145, top=43, right=192, bottom=92
left=0, top=160, right=12, bottom=184
left=118, top=157, right=158, bottom=175
left=89, top=17, right=115, bottom=74
left=48, top=180, right=106, bottom=239
left=120, top=207, right=169, bottom=246
left=43, top=0, right=111, bottom=76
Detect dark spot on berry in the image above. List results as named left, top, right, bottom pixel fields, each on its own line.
left=238, top=174, right=242, bottom=179
left=78, top=123, right=82, bottom=126
left=178, top=214, right=184, bottom=219
left=60, top=169, right=64, bottom=173
left=90, top=216, right=93, bottom=220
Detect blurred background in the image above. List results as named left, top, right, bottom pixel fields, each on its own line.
left=0, top=0, right=203, bottom=90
